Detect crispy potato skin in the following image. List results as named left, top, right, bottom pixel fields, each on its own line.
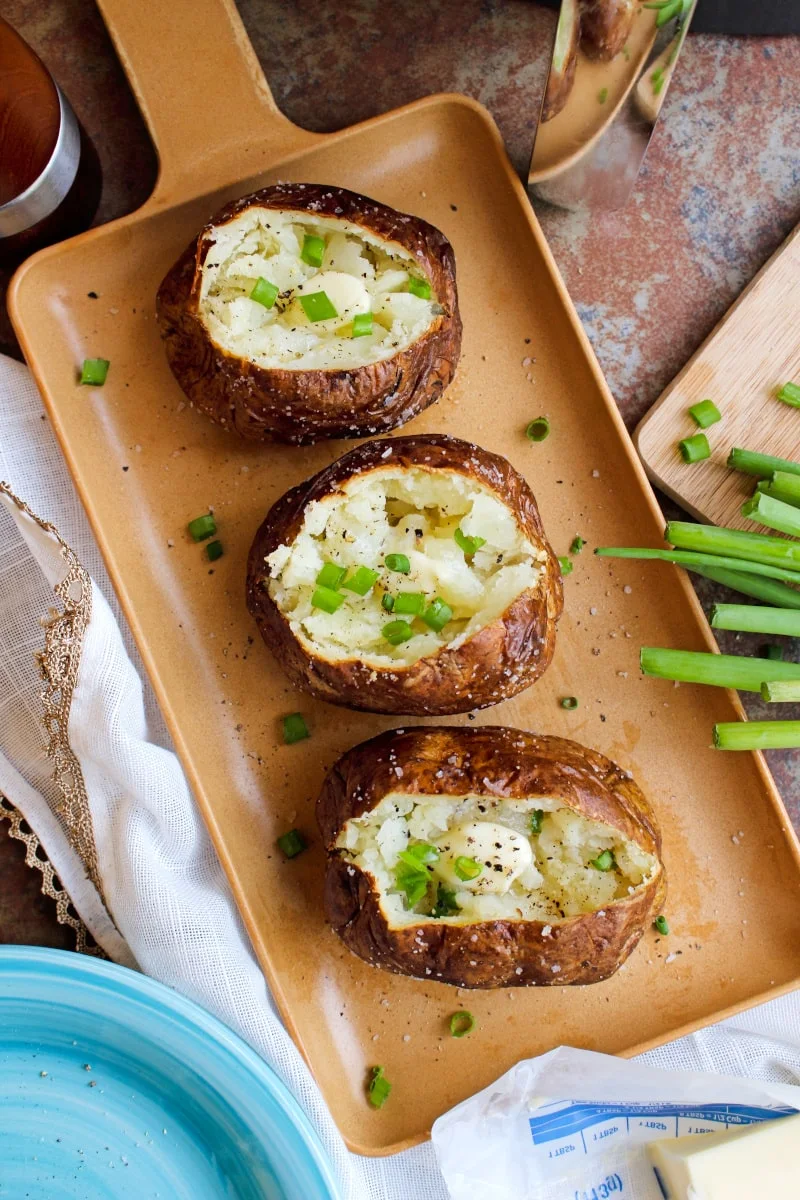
left=319, top=726, right=666, bottom=988
left=155, top=183, right=462, bottom=444
left=580, top=0, right=636, bottom=60
left=245, top=435, right=563, bottom=715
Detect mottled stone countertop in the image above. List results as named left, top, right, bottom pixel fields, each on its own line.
left=1, top=0, right=799, bottom=946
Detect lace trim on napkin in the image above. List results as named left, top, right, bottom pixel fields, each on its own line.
left=0, top=484, right=104, bottom=899
left=0, top=795, right=106, bottom=958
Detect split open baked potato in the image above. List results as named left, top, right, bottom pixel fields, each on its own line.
left=156, top=183, right=461, bottom=443
left=319, top=726, right=666, bottom=988
left=245, top=434, right=563, bottom=715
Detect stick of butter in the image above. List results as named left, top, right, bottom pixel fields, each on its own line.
left=647, top=1111, right=800, bottom=1199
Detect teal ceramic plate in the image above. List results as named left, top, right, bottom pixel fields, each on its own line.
left=0, top=946, right=341, bottom=1199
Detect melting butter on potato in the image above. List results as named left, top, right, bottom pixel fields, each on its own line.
left=435, top=821, right=534, bottom=895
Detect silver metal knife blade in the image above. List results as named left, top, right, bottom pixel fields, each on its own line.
left=529, top=0, right=698, bottom=212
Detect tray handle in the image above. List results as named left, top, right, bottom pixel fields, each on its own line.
left=96, top=0, right=319, bottom=206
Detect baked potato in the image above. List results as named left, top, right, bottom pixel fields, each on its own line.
left=580, top=0, right=637, bottom=61
left=245, top=434, right=563, bottom=715
left=156, top=183, right=461, bottom=444
left=319, top=726, right=666, bottom=988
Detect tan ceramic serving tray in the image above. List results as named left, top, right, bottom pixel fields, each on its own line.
left=10, top=0, right=800, bottom=1157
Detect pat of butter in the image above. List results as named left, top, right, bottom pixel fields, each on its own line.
left=647, top=1111, right=800, bottom=1199
left=436, top=821, right=533, bottom=896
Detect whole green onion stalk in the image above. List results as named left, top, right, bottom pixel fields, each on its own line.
left=742, top=492, right=800, bottom=538
left=596, top=546, right=800, bottom=585
left=667, top=521, right=800, bottom=572
left=714, top=722, right=800, bottom=751
left=761, top=680, right=800, bottom=703
left=640, top=647, right=800, bottom=692
left=757, top=471, right=800, bottom=509
left=711, top=604, right=800, bottom=637
left=686, top=562, right=800, bottom=609
left=727, top=448, right=800, bottom=480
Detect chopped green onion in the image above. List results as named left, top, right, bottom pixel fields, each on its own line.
left=341, top=566, right=379, bottom=595
left=667, top=520, right=800, bottom=573
left=206, top=539, right=224, bottom=562
left=760, top=643, right=784, bottom=661
left=714, top=721, right=800, bottom=751
left=591, top=849, right=615, bottom=872
left=250, top=277, right=279, bottom=308
left=299, top=291, right=338, bottom=322
left=367, top=1065, right=391, bottom=1109
left=454, top=528, right=486, bottom=557
left=300, top=234, right=326, bottom=268
left=398, top=843, right=440, bottom=870
left=394, top=861, right=429, bottom=907
left=282, top=713, right=310, bottom=744
left=654, top=915, right=670, bottom=936
left=316, top=562, right=347, bottom=590
left=651, top=68, right=665, bottom=95
left=408, top=276, right=432, bottom=300
left=711, top=604, right=800, bottom=637
left=79, top=357, right=110, bottom=386
left=351, top=312, right=373, bottom=338
left=432, top=884, right=460, bottom=918
left=727, top=448, right=800, bottom=480
left=597, top=545, right=800, bottom=586
left=385, top=553, right=411, bottom=574
left=687, top=562, right=800, bottom=609
left=529, top=809, right=544, bottom=835
left=454, top=856, right=483, bottom=881
left=598, top=87, right=609, bottom=104
left=525, top=417, right=550, bottom=442
left=311, top=585, right=345, bottom=613
left=381, top=593, right=395, bottom=613
left=187, top=513, right=217, bottom=542
left=559, top=556, right=573, bottom=575
left=640, top=646, right=800, bottom=692
left=688, top=399, right=721, bottom=429
left=382, top=619, right=413, bottom=645
left=393, top=591, right=425, bottom=616
left=761, top=680, right=800, bottom=703
left=277, top=829, right=307, bottom=858
left=560, top=696, right=579, bottom=709
left=776, top=382, right=800, bottom=408
left=742, top=491, right=800, bottom=538
left=422, top=597, right=453, bottom=632
left=570, top=536, right=585, bottom=554
left=449, top=1011, right=476, bottom=1038
left=757, top=471, right=800, bottom=508
left=678, top=433, right=711, bottom=464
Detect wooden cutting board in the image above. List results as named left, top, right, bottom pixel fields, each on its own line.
left=635, top=222, right=800, bottom=527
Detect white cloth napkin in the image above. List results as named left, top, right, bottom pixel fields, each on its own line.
left=2, top=351, right=800, bottom=1200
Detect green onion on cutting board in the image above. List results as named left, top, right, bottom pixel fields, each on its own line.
left=728, top=448, right=800, bottom=479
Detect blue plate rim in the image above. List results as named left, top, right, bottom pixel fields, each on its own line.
left=0, top=944, right=342, bottom=1200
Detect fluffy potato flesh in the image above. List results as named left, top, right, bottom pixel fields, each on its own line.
left=199, top=208, right=438, bottom=370
left=265, top=466, right=546, bottom=667
left=336, top=792, right=658, bottom=925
